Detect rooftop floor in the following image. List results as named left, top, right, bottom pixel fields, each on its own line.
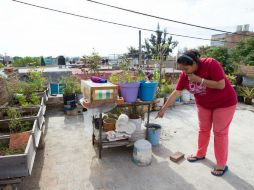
left=19, top=103, right=254, bottom=190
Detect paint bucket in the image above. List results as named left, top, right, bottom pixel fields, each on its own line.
left=132, top=139, right=152, bottom=166
left=146, top=123, right=161, bottom=145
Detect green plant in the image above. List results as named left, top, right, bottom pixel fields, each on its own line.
left=7, top=108, right=31, bottom=133
left=226, top=74, right=236, bottom=85
left=60, top=75, right=80, bottom=96
left=109, top=73, right=120, bottom=83
left=81, top=52, right=101, bottom=74
left=28, top=69, right=46, bottom=91
left=12, top=57, right=40, bottom=67
left=137, top=69, right=146, bottom=81
left=119, top=71, right=138, bottom=83
left=156, top=80, right=174, bottom=98
left=0, top=142, right=26, bottom=156
left=0, top=63, right=4, bottom=68
left=240, top=86, right=254, bottom=99
left=17, top=93, right=40, bottom=107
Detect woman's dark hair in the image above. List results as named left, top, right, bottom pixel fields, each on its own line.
left=177, top=49, right=201, bottom=65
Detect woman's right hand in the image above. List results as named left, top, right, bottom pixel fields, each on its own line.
left=155, top=108, right=166, bottom=119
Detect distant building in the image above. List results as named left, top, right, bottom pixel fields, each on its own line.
left=211, top=24, right=254, bottom=48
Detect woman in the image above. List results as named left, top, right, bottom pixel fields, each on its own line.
left=156, top=50, right=237, bottom=176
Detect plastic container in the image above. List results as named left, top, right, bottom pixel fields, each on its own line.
left=132, top=139, right=152, bottom=166
left=146, top=123, right=161, bottom=145
left=119, top=82, right=140, bottom=103
left=139, top=81, right=158, bottom=101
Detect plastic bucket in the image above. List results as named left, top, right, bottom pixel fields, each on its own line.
left=120, top=82, right=140, bottom=103
left=146, top=123, right=161, bottom=145
left=139, top=81, right=158, bottom=101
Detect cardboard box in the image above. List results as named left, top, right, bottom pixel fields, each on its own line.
left=81, top=80, right=118, bottom=106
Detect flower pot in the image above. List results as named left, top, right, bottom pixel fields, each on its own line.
left=63, top=94, right=76, bottom=110
left=244, top=97, right=253, bottom=105
left=103, top=118, right=116, bottom=131
left=119, top=82, right=140, bottom=103
left=138, top=81, right=158, bottom=101
left=117, top=97, right=124, bottom=105
left=9, top=131, right=30, bottom=150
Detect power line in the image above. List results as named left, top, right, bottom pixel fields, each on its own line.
left=87, top=0, right=254, bottom=38
left=12, top=0, right=237, bottom=44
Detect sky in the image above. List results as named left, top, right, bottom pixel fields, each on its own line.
left=1, top=0, right=254, bottom=57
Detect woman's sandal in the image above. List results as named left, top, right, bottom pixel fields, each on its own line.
left=211, top=166, right=228, bottom=177
left=187, top=155, right=206, bottom=162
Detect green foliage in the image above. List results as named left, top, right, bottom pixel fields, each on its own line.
left=156, top=80, right=174, bottom=98
left=240, top=86, right=254, bottom=99
left=0, top=63, right=4, bottom=68
left=126, top=46, right=139, bottom=59
left=119, top=71, right=138, bottom=83
left=143, top=24, right=178, bottom=60
left=17, top=93, right=40, bottom=107
left=109, top=73, right=120, bottom=83
left=60, top=75, right=80, bottom=96
left=81, top=52, right=101, bottom=74
left=226, top=74, right=236, bottom=85
left=7, top=108, right=23, bottom=133
left=199, top=46, right=234, bottom=74
left=0, top=142, right=25, bottom=156
left=118, top=56, right=131, bottom=71
left=12, top=57, right=40, bottom=67
left=137, top=69, right=146, bottom=81
left=153, top=69, right=160, bottom=82
left=27, top=69, right=46, bottom=91
left=7, top=108, right=32, bottom=133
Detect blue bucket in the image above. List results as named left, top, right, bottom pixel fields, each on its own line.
left=139, top=81, right=158, bottom=101
left=146, top=123, right=161, bottom=145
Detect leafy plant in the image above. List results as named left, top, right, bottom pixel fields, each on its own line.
left=12, top=57, right=40, bottom=67
left=17, top=93, right=40, bottom=107
left=27, top=69, right=46, bottom=91
left=60, top=75, right=80, bottom=96
left=81, top=52, right=101, bottom=74
left=226, top=74, right=236, bottom=85
left=7, top=108, right=32, bottom=133
left=0, top=63, right=4, bottom=68
left=109, top=73, right=120, bottom=84
left=0, top=142, right=26, bottom=156
left=156, top=80, right=174, bottom=98
left=240, top=86, right=254, bottom=99
left=119, top=71, right=138, bottom=83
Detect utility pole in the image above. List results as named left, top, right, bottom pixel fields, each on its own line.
left=138, top=30, right=142, bottom=66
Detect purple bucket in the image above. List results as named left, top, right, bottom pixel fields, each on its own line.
left=120, top=82, right=140, bottom=103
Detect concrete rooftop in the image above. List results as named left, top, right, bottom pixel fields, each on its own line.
left=19, top=104, right=254, bottom=190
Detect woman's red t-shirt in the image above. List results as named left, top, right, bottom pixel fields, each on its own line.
left=176, top=58, right=237, bottom=109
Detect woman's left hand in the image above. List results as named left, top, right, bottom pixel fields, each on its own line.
left=187, top=73, right=202, bottom=83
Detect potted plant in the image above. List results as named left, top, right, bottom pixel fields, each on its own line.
left=60, top=76, right=79, bottom=110
left=117, top=57, right=140, bottom=103
left=7, top=108, right=33, bottom=150
left=240, top=86, right=254, bottom=105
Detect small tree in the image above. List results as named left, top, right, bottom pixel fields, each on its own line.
left=81, top=52, right=101, bottom=75
left=143, top=24, right=178, bottom=85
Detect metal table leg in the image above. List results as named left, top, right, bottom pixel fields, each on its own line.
left=99, top=113, right=102, bottom=159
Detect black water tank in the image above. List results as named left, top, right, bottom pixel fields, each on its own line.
left=58, top=56, right=66, bottom=66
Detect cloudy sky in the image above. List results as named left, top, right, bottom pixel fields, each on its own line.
left=1, top=0, right=253, bottom=57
